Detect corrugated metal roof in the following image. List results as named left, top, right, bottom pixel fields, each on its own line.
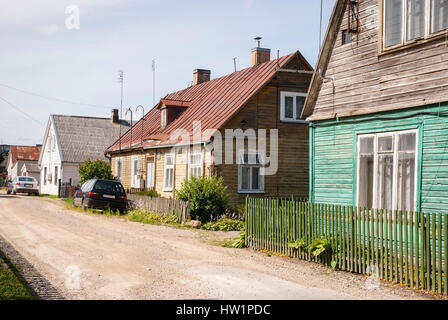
left=108, top=52, right=301, bottom=151
left=10, top=145, right=41, bottom=166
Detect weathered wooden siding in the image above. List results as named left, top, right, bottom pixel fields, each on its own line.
left=308, top=0, right=448, bottom=121
left=219, top=62, right=311, bottom=205
left=311, top=102, right=448, bottom=213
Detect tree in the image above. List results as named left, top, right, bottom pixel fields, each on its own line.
left=78, top=159, right=114, bottom=184
left=176, top=175, right=229, bottom=223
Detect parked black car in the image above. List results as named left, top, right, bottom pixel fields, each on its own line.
left=72, top=179, right=127, bottom=213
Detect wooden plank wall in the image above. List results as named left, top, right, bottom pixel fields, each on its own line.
left=309, top=0, right=448, bottom=121
left=312, top=102, right=448, bottom=213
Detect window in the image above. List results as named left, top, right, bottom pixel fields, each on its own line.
left=52, top=135, right=56, bottom=151
left=356, top=130, right=418, bottom=212
left=161, top=109, right=167, bottom=127
left=280, top=92, right=307, bottom=122
left=164, top=153, right=174, bottom=190
left=131, top=156, right=139, bottom=188
left=431, top=0, right=448, bottom=33
left=44, top=167, right=47, bottom=185
left=188, top=152, right=202, bottom=179
left=146, top=162, right=154, bottom=189
left=383, top=0, right=448, bottom=49
left=238, top=151, right=265, bottom=193
left=54, top=166, right=58, bottom=185
left=342, top=30, right=353, bottom=45
left=115, top=158, right=122, bottom=181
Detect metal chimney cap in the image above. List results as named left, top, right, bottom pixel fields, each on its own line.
left=254, top=37, right=262, bottom=47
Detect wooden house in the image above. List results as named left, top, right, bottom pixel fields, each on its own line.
left=106, top=43, right=313, bottom=205
left=303, top=0, right=448, bottom=213
left=38, top=112, right=132, bottom=195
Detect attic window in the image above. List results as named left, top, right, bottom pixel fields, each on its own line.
left=280, top=91, right=307, bottom=123
left=382, top=0, right=448, bottom=50
left=342, top=30, right=353, bottom=45
left=161, top=109, right=166, bottom=127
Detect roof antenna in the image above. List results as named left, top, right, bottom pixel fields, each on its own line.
left=152, top=59, right=156, bottom=106
left=232, top=57, right=237, bottom=72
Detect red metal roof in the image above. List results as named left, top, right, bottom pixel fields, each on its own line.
left=9, top=145, right=42, bottom=166
left=108, top=52, right=300, bottom=152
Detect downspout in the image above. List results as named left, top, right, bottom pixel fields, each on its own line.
left=309, top=123, right=315, bottom=203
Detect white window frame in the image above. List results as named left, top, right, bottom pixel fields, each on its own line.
left=163, top=153, right=174, bottom=191
left=188, top=151, right=203, bottom=180
left=280, top=91, right=308, bottom=123
left=356, top=129, right=419, bottom=211
left=146, top=161, right=155, bottom=189
left=115, top=157, right=123, bottom=181
left=382, top=0, right=448, bottom=50
left=131, top=156, right=139, bottom=188
left=54, top=166, right=58, bottom=185
left=238, top=150, right=265, bottom=194
left=161, top=109, right=167, bottom=128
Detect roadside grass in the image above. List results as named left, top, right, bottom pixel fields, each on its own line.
left=62, top=198, right=245, bottom=242
left=127, top=209, right=178, bottom=226
left=0, top=252, right=35, bottom=300
left=33, top=194, right=58, bottom=199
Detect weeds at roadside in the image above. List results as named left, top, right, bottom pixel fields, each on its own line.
left=0, top=253, right=35, bottom=300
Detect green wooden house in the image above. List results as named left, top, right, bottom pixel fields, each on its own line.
left=303, top=0, right=448, bottom=213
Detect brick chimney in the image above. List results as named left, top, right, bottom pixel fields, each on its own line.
left=251, top=37, right=271, bottom=66
left=193, top=69, right=211, bottom=85
left=111, top=109, right=119, bottom=123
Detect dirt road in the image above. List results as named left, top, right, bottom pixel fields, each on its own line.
left=0, top=191, right=431, bottom=300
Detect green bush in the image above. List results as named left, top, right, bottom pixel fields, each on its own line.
left=127, top=209, right=178, bottom=225
left=202, top=218, right=245, bottom=231
left=135, top=189, right=160, bottom=197
left=78, top=159, right=114, bottom=184
left=175, top=175, right=229, bottom=223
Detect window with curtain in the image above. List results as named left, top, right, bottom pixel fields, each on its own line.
left=384, top=0, right=403, bottom=47
left=238, top=151, right=264, bottom=193
left=188, top=152, right=202, bottom=179
left=131, top=156, right=139, bottom=188
left=431, top=0, right=448, bottom=33
left=357, top=130, right=417, bottom=211
left=164, top=153, right=174, bottom=190
left=384, top=0, right=448, bottom=48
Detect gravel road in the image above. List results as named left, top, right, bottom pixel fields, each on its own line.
left=0, top=190, right=434, bottom=300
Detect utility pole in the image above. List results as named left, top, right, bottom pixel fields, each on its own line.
left=152, top=59, right=156, bottom=106
left=118, top=70, right=124, bottom=152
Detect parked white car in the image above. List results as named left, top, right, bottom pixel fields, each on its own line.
left=7, top=176, right=39, bottom=195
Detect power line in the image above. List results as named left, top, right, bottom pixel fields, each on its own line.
left=0, top=95, right=45, bottom=127
left=0, top=82, right=113, bottom=109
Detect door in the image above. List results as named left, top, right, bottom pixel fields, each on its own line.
left=146, top=162, right=154, bottom=189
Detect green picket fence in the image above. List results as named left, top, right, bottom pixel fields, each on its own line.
left=245, top=197, right=448, bottom=295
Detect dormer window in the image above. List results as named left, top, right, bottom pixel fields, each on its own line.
left=161, top=109, right=166, bottom=127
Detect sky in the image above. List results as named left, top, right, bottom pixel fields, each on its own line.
left=0, top=0, right=336, bottom=146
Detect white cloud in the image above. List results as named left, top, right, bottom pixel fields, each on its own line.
left=36, top=24, right=59, bottom=36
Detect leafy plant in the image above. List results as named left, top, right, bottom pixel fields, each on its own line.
left=288, top=238, right=307, bottom=249
left=306, top=238, right=331, bottom=257
left=175, top=175, right=229, bottom=223
left=223, top=232, right=246, bottom=248
left=202, top=218, right=245, bottom=231
left=78, top=159, right=114, bottom=184
left=135, top=189, right=160, bottom=197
